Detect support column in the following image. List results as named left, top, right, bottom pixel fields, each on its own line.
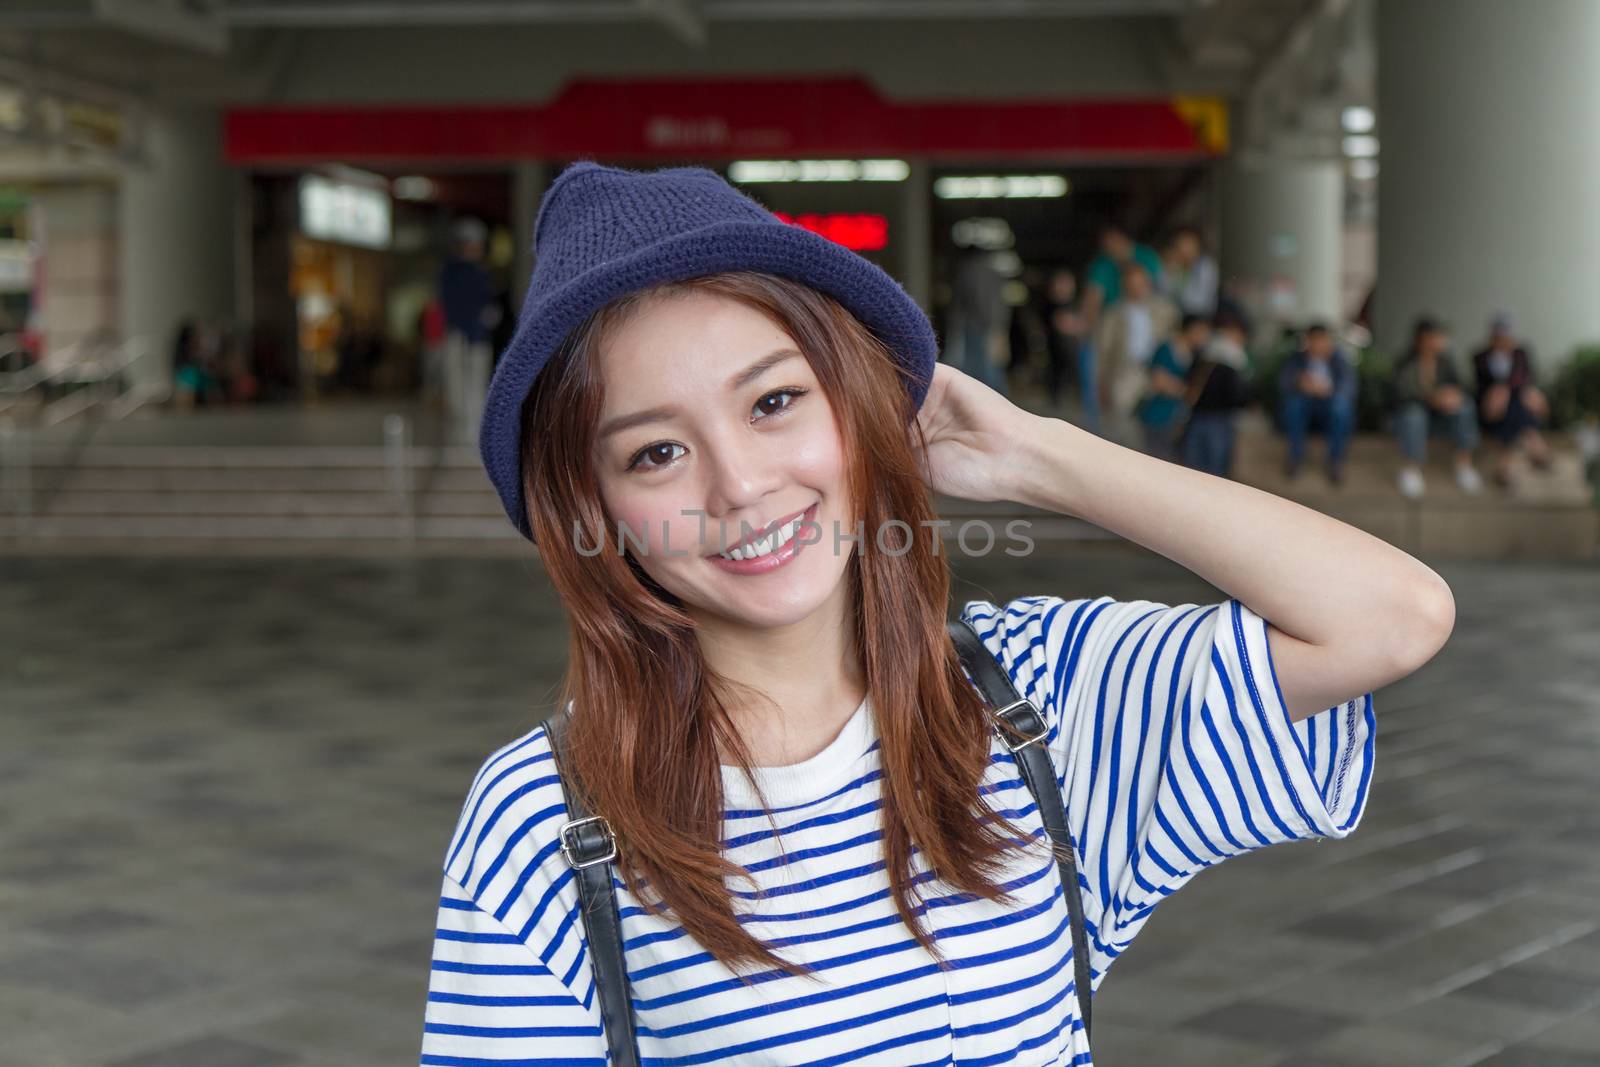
left=900, top=159, right=932, bottom=312
left=1378, top=0, right=1600, bottom=362
left=118, top=105, right=235, bottom=387
left=1219, top=156, right=1343, bottom=332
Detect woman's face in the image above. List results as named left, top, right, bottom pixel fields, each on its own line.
left=591, top=290, right=854, bottom=631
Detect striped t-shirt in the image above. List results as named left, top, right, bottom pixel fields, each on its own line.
left=421, top=595, right=1376, bottom=1066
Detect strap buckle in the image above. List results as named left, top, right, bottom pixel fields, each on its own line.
left=558, top=815, right=618, bottom=869
left=991, top=698, right=1049, bottom=753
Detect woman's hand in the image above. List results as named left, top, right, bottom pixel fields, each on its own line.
left=913, top=363, right=1039, bottom=502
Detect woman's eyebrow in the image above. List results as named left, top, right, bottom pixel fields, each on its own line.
left=726, top=348, right=801, bottom=391
left=598, top=348, right=802, bottom=440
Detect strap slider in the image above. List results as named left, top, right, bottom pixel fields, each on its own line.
left=991, top=698, right=1049, bottom=753
left=559, top=815, right=618, bottom=869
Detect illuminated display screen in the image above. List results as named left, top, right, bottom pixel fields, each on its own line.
left=773, top=212, right=889, bottom=252
left=299, top=175, right=391, bottom=249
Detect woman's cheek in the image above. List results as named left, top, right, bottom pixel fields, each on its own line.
left=609, top=490, right=706, bottom=560
left=789, top=423, right=846, bottom=485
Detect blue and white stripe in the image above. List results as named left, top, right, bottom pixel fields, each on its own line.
left=421, top=595, right=1375, bottom=1065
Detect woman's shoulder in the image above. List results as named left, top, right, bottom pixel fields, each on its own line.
left=958, top=595, right=1112, bottom=710
left=958, top=594, right=1219, bottom=705
left=440, top=716, right=574, bottom=897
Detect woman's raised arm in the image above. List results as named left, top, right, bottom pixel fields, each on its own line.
left=913, top=363, right=1454, bottom=724
left=1004, top=415, right=1454, bottom=721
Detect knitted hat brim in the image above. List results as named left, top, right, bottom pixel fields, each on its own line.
left=480, top=218, right=938, bottom=542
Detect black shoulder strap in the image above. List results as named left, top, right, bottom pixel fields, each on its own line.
left=544, top=710, right=642, bottom=1067
left=948, top=617, right=1095, bottom=1041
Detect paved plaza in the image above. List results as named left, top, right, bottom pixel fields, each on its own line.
left=2, top=547, right=1598, bottom=1066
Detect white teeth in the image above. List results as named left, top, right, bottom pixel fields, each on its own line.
left=722, top=512, right=804, bottom=561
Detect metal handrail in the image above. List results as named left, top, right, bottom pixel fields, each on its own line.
left=0, top=335, right=168, bottom=521
left=0, top=332, right=142, bottom=394
left=384, top=411, right=417, bottom=541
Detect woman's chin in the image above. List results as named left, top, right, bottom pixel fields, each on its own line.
left=686, top=559, right=847, bottom=630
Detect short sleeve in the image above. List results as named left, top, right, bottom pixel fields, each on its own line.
left=1086, top=255, right=1119, bottom=297
left=420, top=872, right=606, bottom=1066
left=959, top=595, right=1375, bottom=983
left=422, top=724, right=609, bottom=1065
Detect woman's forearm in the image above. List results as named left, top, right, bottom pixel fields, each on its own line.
left=1004, top=414, right=1455, bottom=674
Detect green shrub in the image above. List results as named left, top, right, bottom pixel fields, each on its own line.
left=1549, top=345, right=1600, bottom=430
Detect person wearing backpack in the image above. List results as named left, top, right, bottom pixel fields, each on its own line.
left=419, top=164, right=1454, bottom=1067
left=1181, top=306, right=1255, bottom=479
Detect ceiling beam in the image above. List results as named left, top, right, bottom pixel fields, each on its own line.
left=218, top=0, right=1193, bottom=26
left=638, top=0, right=705, bottom=46
left=91, top=0, right=229, bottom=55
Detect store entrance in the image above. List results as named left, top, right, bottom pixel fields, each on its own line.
left=248, top=167, right=516, bottom=406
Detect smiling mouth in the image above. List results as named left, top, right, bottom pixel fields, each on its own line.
left=707, top=503, right=817, bottom=561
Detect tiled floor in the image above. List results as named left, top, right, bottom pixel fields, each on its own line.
left=2, top=549, right=1597, bottom=1066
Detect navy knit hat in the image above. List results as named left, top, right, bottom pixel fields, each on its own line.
left=479, top=161, right=939, bottom=542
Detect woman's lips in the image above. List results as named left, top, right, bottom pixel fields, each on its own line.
left=712, top=503, right=814, bottom=556
left=706, top=502, right=818, bottom=575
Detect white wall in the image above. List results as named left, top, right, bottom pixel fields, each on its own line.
left=1220, top=157, right=1343, bottom=329
left=1378, top=0, right=1600, bottom=366
left=119, top=106, right=236, bottom=386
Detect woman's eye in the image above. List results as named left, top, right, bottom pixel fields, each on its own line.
left=626, top=442, right=684, bottom=472
left=625, top=389, right=806, bottom=473
left=754, top=387, right=807, bottom=419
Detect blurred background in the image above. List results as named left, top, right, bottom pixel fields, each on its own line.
left=1, top=2, right=1598, bottom=1065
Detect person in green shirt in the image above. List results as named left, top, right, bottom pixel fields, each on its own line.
left=1079, top=222, right=1163, bottom=431
left=1138, top=312, right=1211, bottom=462
left=1084, top=222, right=1164, bottom=315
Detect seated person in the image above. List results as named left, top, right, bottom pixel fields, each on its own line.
left=1279, top=322, right=1358, bottom=486
left=1183, top=307, right=1253, bottom=479
left=1393, top=316, right=1481, bottom=500
left=1137, top=312, right=1210, bottom=463
left=1472, top=312, right=1553, bottom=486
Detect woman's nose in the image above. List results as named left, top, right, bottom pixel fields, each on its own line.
left=701, top=436, right=784, bottom=522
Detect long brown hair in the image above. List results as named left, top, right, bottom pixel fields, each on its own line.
left=519, top=271, right=1037, bottom=980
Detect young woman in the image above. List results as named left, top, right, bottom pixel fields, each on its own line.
left=421, top=163, right=1453, bottom=1066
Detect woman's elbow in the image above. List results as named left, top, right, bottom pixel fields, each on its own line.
left=1394, top=571, right=1456, bottom=675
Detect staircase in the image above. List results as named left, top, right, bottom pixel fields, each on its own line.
left=0, top=405, right=1593, bottom=559
left=1230, top=418, right=1598, bottom=559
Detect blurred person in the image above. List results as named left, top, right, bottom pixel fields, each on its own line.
left=1158, top=225, right=1219, bottom=317
left=1136, top=311, right=1210, bottom=463
left=1393, top=316, right=1482, bottom=499
left=424, top=163, right=1452, bottom=1066
left=1472, top=312, right=1553, bottom=487
left=1183, top=307, right=1254, bottom=478
left=1038, top=266, right=1084, bottom=412
left=216, top=322, right=260, bottom=404
left=1082, top=220, right=1164, bottom=323
left=950, top=244, right=1010, bottom=396
left=171, top=318, right=221, bottom=410
left=1279, top=322, right=1358, bottom=486
left=171, top=318, right=204, bottom=409
left=1094, top=261, right=1177, bottom=444
left=438, top=216, right=498, bottom=441
left=1079, top=221, right=1163, bottom=430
